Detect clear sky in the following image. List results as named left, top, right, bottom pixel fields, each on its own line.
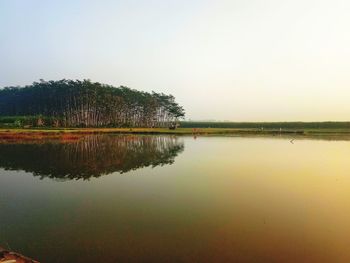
left=1, top=0, right=350, bottom=121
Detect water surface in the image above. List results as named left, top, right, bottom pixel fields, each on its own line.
left=0, top=135, right=349, bottom=262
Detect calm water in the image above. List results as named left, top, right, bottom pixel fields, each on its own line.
left=1, top=135, right=350, bottom=263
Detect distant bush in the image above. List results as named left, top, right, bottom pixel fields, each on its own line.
left=0, top=115, right=63, bottom=128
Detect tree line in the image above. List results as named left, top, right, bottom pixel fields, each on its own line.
left=0, top=79, right=185, bottom=127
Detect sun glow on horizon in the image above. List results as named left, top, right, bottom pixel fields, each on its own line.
left=1, top=0, right=350, bottom=121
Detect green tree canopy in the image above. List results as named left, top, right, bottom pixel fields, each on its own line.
left=0, top=79, right=185, bottom=127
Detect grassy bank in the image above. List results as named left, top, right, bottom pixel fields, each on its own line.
left=1, top=127, right=350, bottom=140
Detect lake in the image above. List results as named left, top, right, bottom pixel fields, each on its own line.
left=0, top=135, right=350, bottom=262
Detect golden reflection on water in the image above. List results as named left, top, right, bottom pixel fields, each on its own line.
left=179, top=137, right=350, bottom=262
left=0, top=136, right=350, bottom=262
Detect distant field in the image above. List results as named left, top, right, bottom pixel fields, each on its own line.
left=180, top=121, right=350, bottom=129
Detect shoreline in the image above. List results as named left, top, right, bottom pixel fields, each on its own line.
left=1, top=127, right=350, bottom=141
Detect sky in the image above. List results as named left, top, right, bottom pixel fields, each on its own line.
left=1, top=0, right=350, bottom=121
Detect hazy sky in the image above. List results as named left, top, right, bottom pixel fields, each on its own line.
left=1, top=0, right=350, bottom=121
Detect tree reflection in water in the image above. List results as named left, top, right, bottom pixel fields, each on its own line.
left=0, top=135, right=184, bottom=180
